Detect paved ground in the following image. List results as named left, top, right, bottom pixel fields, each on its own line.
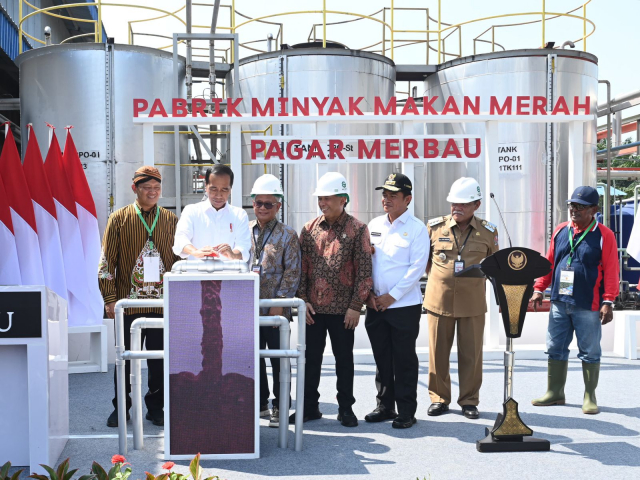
left=6, top=356, right=640, bottom=480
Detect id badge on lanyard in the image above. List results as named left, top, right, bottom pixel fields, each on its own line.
left=251, top=264, right=262, bottom=276
left=143, top=256, right=160, bottom=282
left=454, top=259, right=465, bottom=274
left=558, top=268, right=575, bottom=296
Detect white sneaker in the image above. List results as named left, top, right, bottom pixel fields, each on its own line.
left=260, top=404, right=270, bottom=418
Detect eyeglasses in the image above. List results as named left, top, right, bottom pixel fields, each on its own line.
left=568, top=203, right=592, bottom=211
left=253, top=201, right=279, bottom=210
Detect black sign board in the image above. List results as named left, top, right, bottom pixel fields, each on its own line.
left=0, top=292, right=42, bottom=339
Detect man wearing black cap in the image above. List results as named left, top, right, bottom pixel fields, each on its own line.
left=364, top=173, right=429, bottom=428
left=99, top=166, right=180, bottom=427
left=531, top=186, right=619, bottom=415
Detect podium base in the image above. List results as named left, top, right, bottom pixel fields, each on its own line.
left=476, top=427, right=550, bottom=453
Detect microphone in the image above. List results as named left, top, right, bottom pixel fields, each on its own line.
left=489, top=193, right=512, bottom=248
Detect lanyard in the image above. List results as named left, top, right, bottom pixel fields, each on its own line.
left=252, top=222, right=276, bottom=265
left=566, top=218, right=597, bottom=267
left=452, top=227, right=473, bottom=261
left=134, top=204, right=159, bottom=249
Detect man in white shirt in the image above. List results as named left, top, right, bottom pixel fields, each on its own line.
left=173, top=165, right=251, bottom=261
left=364, top=173, right=429, bottom=429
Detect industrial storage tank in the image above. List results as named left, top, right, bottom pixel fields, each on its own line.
left=225, top=44, right=396, bottom=232
left=421, top=49, right=598, bottom=254
left=17, top=43, right=187, bottom=234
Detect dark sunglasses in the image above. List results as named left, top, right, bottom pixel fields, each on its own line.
left=568, top=203, right=593, bottom=211
left=253, top=201, right=279, bottom=210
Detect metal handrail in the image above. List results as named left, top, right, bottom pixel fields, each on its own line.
left=472, top=1, right=593, bottom=54
left=60, top=32, right=96, bottom=44
left=18, top=0, right=596, bottom=66
left=18, top=1, right=187, bottom=53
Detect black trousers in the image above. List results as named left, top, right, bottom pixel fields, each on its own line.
left=260, top=325, right=291, bottom=409
left=365, top=304, right=422, bottom=416
left=304, top=313, right=355, bottom=411
left=112, top=312, right=164, bottom=412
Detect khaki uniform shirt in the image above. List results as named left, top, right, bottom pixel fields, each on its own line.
left=423, top=215, right=499, bottom=318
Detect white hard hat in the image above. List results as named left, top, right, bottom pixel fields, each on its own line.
left=446, top=177, right=482, bottom=203
left=250, top=174, right=284, bottom=197
left=312, top=172, right=350, bottom=197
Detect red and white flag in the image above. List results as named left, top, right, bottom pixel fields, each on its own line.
left=44, top=130, right=91, bottom=326
left=62, top=128, right=104, bottom=323
left=23, top=125, right=68, bottom=300
left=0, top=177, right=21, bottom=285
left=0, top=126, right=44, bottom=285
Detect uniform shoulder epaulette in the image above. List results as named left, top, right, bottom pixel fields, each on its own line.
left=481, top=220, right=497, bottom=233
left=428, top=216, right=445, bottom=227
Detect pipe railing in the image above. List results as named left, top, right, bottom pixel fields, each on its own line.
left=19, top=1, right=595, bottom=66
left=115, top=288, right=307, bottom=454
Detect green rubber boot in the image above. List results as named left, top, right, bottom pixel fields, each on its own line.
left=582, top=362, right=600, bottom=414
left=531, top=359, right=568, bottom=406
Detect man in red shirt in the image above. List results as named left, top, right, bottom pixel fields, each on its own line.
left=531, top=186, right=619, bottom=414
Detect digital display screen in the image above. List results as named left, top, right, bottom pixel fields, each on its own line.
left=168, top=279, right=255, bottom=455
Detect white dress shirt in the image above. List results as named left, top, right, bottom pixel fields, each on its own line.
left=368, top=210, right=430, bottom=309
left=173, top=201, right=251, bottom=261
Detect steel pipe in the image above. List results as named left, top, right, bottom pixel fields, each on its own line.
left=599, top=80, right=612, bottom=228
left=259, top=315, right=291, bottom=448
left=114, top=299, right=163, bottom=454
left=259, top=298, right=306, bottom=452
left=129, top=318, right=164, bottom=450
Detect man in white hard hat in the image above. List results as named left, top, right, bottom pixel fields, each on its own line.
left=291, top=171, right=373, bottom=427
left=173, top=164, right=250, bottom=261
left=249, top=174, right=301, bottom=428
left=424, top=177, right=499, bottom=420
left=364, top=173, right=429, bottom=429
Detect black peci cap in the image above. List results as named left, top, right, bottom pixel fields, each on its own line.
left=375, top=173, right=413, bottom=194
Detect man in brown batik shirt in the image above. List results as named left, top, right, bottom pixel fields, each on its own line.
left=290, top=172, right=373, bottom=428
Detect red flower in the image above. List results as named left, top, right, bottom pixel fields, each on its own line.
left=111, top=455, right=126, bottom=464
left=162, top=462, right=175, bottom=471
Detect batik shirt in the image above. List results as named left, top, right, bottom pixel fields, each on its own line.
left=98, top=201, right=180, bottom=314
left=298, top=211, right=373, bottom=315
left=249, top=218, right=302, bottom=319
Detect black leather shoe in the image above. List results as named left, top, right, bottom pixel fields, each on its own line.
left=337, top=408, right=358, bottom=427
left=427, top=402, right=449, bottom=416
left=107, top=409, right=130, bottom=427
left=289, top=406, right=323, bottom=423
left=392, top=414, right=417, bottom=429
left=462, top=405, right=479, bottom=419
left=364, top=407, right=398, bottom=423
left=146, top=410, right=164, bottom=426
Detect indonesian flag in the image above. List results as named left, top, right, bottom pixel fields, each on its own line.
left=63, top=129, right=104, bottom=323
left=0, top=177, right=21, bottom=285
left=44, top=131, right=92, bottom=326
left=0, top=127, right=44, bottom=285
left=23, top=126, right=68, bottom=300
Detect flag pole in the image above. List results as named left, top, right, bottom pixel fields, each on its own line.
left=46, top=122, right=55, bottom=147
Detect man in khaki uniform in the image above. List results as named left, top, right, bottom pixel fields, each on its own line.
left=424, top=177, right=499, bottom=420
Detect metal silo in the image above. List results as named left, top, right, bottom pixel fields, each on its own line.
left=17, top=43, right=187, bottom=234
left=421, top=49, right=598, bottom=254
left=226, top=45, right=396, bottom=233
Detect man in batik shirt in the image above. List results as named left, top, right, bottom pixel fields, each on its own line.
left=291, top=172, right=373, bottom=428
left=99, top=166, right=180, bottom=428
left=248, top=174, right=301, bottom=428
